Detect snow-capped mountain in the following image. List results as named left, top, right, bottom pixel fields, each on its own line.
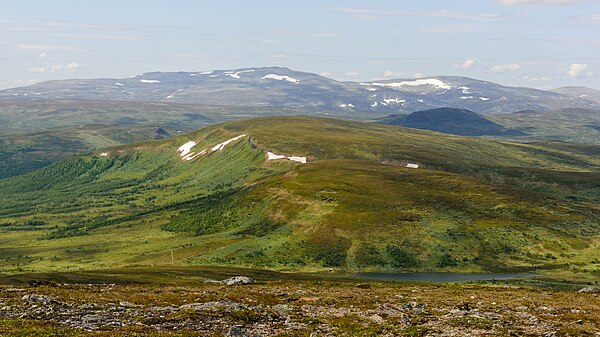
left=1, top=67, right=598, bottom=114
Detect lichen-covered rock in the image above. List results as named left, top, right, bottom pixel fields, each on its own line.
left=221, top=276, right=255, bottom=285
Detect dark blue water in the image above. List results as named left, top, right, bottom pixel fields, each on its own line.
left=354, top=272, right=537, bottom=283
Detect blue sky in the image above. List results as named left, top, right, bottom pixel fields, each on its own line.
left=1, top=0, right=600, bottom=89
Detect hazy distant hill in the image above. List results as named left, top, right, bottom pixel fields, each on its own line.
left=378, top=107, right=520, bottom=136
left=0, top=125, right=176, bottom=179
left=492, top=108, right=600, bottom=144
left=552, top=86, right=600, bottom=104
left=1, top=67, right=597, bottom=114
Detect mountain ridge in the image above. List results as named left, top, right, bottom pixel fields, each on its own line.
left=2, top=66, right=598, bottom=114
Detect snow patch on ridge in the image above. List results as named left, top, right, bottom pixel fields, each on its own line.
left=177, top=135, right=247, bottom=161
left=211, top=135, right=246, bottom=151
left=224, top=70, right=255, bottom=79
left=458, top=86, right=471, bottom=94
left=140, top=79, right=160, bottom=84
left=164, top=89, right=184, bottom=101
left=190, top=71, right=214, bottom=76
left=261, top=74, right=300, bottom=83
left=267, top=152, right=307, bottom=164
left=382, top=98, right=405, bottom=104
left=178, top=141, right=197, bottom=158
left=365, top=79, right=452, bottom=90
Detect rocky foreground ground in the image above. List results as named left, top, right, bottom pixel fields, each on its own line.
left=0, top=277, right=598, bottom=336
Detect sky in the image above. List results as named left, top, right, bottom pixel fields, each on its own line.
left=1, top=0, right=600, bottom=90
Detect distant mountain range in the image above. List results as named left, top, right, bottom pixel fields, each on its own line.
left=1, top=66, right=599, bottom=114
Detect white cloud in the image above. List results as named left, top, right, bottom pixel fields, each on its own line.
left=380, top=70, right=405, bottom=79
left=331, top=7, right=500, bottom=21
left=313, top=32, right=340, bottom=38
left=259, top=39, right=279, bottom=45
left=568, top=63, right=592, bottom=77
left=27, top=62, right=80, bottom=73
left=574, top=14, right=600, bottom=22
left=488, top=63, right=522, bottom=73
left=269, top=53, right=289, bottom=59
left=27, top=66, right=50, bottom=73
left=38, top=52, right=47, bottom=58
left=345, top=71, right=359, bottom=76
left=498, top=0, right=583, bottom=4
left=522, top=75, right=552, bottom=81
left=268, top=30, right=340, bottom=38
left=422, top=25, right=475, bottom=34
left=413, top=73, right=424, bottom=78
left=319, top=71, right=332, bottom=77
left=16, top=43, right=78, bottom=51
left=50, top=33, right=148, bottom=41
left=65, top=62, right=81, bottom=71
left=462, top=58, right=476, bottom=70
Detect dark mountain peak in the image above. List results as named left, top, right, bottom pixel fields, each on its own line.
left=379, top=107, right=521, bottom=136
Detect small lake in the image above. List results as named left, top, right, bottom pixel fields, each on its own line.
left=354, top=272, right=538, bottom=283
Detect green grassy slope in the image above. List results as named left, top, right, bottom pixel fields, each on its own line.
left=490, top=108, right=600, bottom=144
left=0, top=117, right=598, bottom=277
left=0, top=125, right=176, bottom=179
left=0, top=100, right=373, bottom=132
left=0, top=100, right=380, bottom=178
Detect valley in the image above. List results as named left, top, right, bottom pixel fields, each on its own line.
left=0, top=117, right=598, bottom=283
left=3, top=1, right=600, bottom=335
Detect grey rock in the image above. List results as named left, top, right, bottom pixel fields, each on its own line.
left=368, top=314, right=385, bottom=324
left=272, top=304, right=293, bottom=317
left=227, top=325, right=245, bottom=337
left=82, top=314, right=103, bottom=323
left=579, top=287, right=600, bottom=293
left=151, top=306, right=179, bottom=312
left=221, top=276, right=256, bottom=285
left=119, top=301, right=142, bottom=308
left=21, top=294, right=51, bottom=303
left=180, top=300, right=246, bottom=312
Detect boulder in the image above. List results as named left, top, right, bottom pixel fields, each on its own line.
left=221, top=276, right=256, bottom=285
left=578, top=287, right=599, bottom=293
